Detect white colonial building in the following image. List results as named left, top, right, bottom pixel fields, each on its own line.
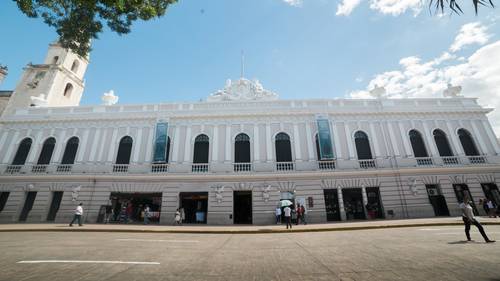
left=0, top=43, right=499, bottom=225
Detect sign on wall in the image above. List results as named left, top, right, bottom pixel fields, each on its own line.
left=153, top=122, right=168, bottom=162
left=316, top=118, right=334, bottom=160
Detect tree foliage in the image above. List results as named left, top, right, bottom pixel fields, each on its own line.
left=430, top=0, right=494, bottom=14
left=14, top=0, right=178, bottom=57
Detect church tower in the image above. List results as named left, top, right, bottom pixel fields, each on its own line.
left=4, top=41, right=88, bottom=114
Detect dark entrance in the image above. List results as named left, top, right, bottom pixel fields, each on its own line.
left=366, top=187, right=384, bottom=219
left=324, top=189, right=340, bottom=221
left=180, top=192, right=208, bottom=224
left=234, top=191, right=252, bottom=224
left=342, top=188, right=366, bottom=220
left=110, top=192, right=162, bottom=224
left=425, top=185, right=450, bottom=216
left=453, top=184, right=478, bottom=215
left=19, top=192, right=37, bottom=222
left=0, top=192, right=10, bottom=213
left=47, top=191, right=64, bottom=221
left=481, top=183, right=500, bottom=207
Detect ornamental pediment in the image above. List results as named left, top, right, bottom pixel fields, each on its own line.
left=207, top=78, right=279, bottom=102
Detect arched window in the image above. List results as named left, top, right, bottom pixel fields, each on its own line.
left=433, top=129, right=453, bottom=157
left=52, top=56, right=59, bottom=64
left=115, top=136, right=133, bottom=164
left=458, top=128, right=479, bottom=156
left=354, top=131, right=372, bottom=160
left=11, top=138, right=32, bottom=165
left=193, top=134, right=209, bottom=163
left=275, top=132, right=292, bottom=162
left=409, top=130, right=428, bottom=157
left=63, top=83, right=73, bottom=97
left=71, top=60, right=79, bottom=73
left=61, top=137, right=79, bottom=164
left=165, top=137, right=171, bottom=163
left=37, top=137, right=56, bottom=165
left=234, top=133, right=250, bottom=163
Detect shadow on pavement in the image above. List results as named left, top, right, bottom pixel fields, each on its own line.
left=447, top=240, right=477, bottom=244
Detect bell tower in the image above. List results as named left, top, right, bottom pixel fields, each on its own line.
left=4, top=41, right=88, bottom=114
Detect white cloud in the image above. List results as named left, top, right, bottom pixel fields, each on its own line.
left=369, top=0, right=423, bottom=16
left=282, top=0, right=303, bottom=7
left=336, top=0, right=362, bottom=16
left=450, top=22, right=490, bottom=52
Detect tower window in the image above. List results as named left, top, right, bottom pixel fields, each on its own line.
left=63, top=83, right=73, bottom=97
left=71, top=60, right=79, bottom=73
left=52, top=56, right=59, bottom=64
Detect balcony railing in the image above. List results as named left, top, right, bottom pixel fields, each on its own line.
left=4, top=165, right=23, bottom=174
left=358, top=159, right=376, bottom=169
left=318, top=160, right=336, bottom=170
left=192, top=163, right=209, bottom=173
left=467, top=156, right=486, bottom=165
left=113, top=164, right=129, bottom=173
left=56, top=164, right=73, bottom=173
left=441, top=156, right=460, bottom=166
left=32, top=164, right=49, bottom=173
left=151, top=163, right=169, bottom=173
left=416, top=157, right=433, bottom=166
left=234, top=163, right=252, bottom=172
left=276, top=162, right=294, bottom=171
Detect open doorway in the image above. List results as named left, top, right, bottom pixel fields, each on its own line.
left=342, top=188, right=365, bottom=220
left=425, top=185, right=450, bottom=216
left=234, top=191, right=252, bottom=224
left=324, top=189, right=341, bottom=221
left=47, top=191, right=64, bottom=221
left=179, top=192, right=208, bottom=224
left=19, top=192, right=37, bottom=222
left=110, top=192, right=162, bottom=224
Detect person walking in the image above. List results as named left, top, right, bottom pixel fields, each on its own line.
left=460, top=195, right=495, bottom=243
left=480, top=198, right=489, bottom=215
left=284, top=205, right=292, bottom=229
left=174, top=208, right=182, bottom=225
left=296, top=204, right=302, bottom=225
left=69, top=203, right=83, bottom=227
left=486, top=199, right=497, bottom=218
left=143, top=205, right=150, bottom=225
left=104, top=204, right=113, bottom=224
left=300, top=204, right=307, bottom=225
left=275, top=206, right=282, bottom=224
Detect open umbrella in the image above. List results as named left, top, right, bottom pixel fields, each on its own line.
left=280, top=200, right=293, bottom=207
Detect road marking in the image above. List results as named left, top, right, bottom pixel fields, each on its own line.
left=116, top=239, right=199, bottom=243
left=17, top=260, right=160, bottom=265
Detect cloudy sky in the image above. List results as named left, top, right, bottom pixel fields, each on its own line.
left=0, top=0, right=499, bottom=135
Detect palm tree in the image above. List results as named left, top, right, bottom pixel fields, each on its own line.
left=431, top=0, right=494, bottom=14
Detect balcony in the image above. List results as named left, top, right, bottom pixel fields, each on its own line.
left=318, top=160, right=336, bottom=170
left=467, top=156, right=486, bottom=165
left=32, top=164, right=49, bottom=173
left=56, top=164, right=73, bottom=173
left=4, top=165, right=23, bottom=174
left=112, top=164, right=129, bottom=173
left=358, top=159, right=376, bottom=169
left=276, top=162, right=295, bottom=171
left=192, top=163, right=209, bottom=173
left=234, top=163, right=252, bottom=172
left=416, top=157, right=433, bottom=167
left=151, top=163, right=169, bottom=173
left=441, top=156, right=460, bottom=166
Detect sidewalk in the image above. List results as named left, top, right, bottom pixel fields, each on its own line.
left=1, top=217, right=499, bottom=234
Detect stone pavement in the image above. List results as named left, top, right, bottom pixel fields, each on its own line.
left=0, top=225, right=499, bottom=281
left=0, top=217, right=499, bottom=233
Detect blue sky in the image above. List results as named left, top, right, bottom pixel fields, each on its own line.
left=0, top=0, right=499, bottom=118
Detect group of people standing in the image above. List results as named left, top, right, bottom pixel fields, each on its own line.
left=275, top=203, right=307, bottom=229
left=479, top=198, right=498, bottom=218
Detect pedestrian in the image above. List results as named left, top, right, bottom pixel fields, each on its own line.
left=480, top=198, right=489, bottom=215
left=296, top=204, right=302, bottom=225
left=284, top=205, right=292, bottom=229
left=104, top=204, right=113, bottom=224
left=180, top=207, right=185, bottom=224
left=174, top=208, right=182, bottom=225
left=460, top=195, right=495, bottom=243
left=69, top=203, right=83, bottom=227
left=300, top=204, right=307, bottom=225
left=486, top=199, right=497, bottom=218
left=275, top=206, right=282, bottom=224
left=143, top=205, right=150, bottom=225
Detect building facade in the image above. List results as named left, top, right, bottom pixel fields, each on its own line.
left=0, top=43, right=499, bottom=225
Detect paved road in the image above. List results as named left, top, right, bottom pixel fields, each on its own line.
left=0, top=226, right=499, bottom=281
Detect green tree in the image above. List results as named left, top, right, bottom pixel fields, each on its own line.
left=431, top=0, right=494, bottom=14
left=14, top=0, right=178, bottom=57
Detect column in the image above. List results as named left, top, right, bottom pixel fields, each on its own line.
left=332, top=121, right=342, bottom=159
left=171, top=126, right=181, bottom=163
left=144, top=126, right=155, bottom=162
left=76, top=128, right=90, bottom=162
left=2, top=131, right=19, bottom=164
left=398, top=121, right=412, bottom=157
left=0, top=130, right=10, bottom=162
left=445, top=121, right=464, bottom=155
left=183, top=126, right=192, bottom=163
left=481, top=120, right=500, bottom=154
left=387, top=121, right=400, bottom=157
left=470, top=120, right=488, bottom=154
left=96, top=129, right=108, bottom=162
left=422, top=121, right=438, bottom=156
left=253, top=124, right=260, bottom=162
left=292, top=123, right=302, bottom=161
left=225, top=125, right=231, bottom=162
left=52, top=129, right=67, bottom=163
left=369, top=122, right=381, bottom=158
left=212, top=125, right=219, bottom=162
left=337, top=187, right=346, bottom=221
left=305, top=122, right=315, bottom=160
left=88, top=128, right=102, bottom=162
left=344, top=122, right=355, bottom=159
left=106, top=128, right=118, bottom=162
left=361, top=185, right=368, bottom=219
left=132, top=127, right=143, bottom=163
left=266, top=123, right=273, bottom=162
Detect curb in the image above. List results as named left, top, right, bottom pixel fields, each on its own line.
left=1, top=222, right=499, bottom=234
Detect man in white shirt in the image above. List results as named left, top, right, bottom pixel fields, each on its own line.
left=460, top=196, right=494, bottom=243
left=275, top=206, right=282, bottom=224
left=284, top=206, right=292, bottom=229
left=69, top=203, right=83, bottom=227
